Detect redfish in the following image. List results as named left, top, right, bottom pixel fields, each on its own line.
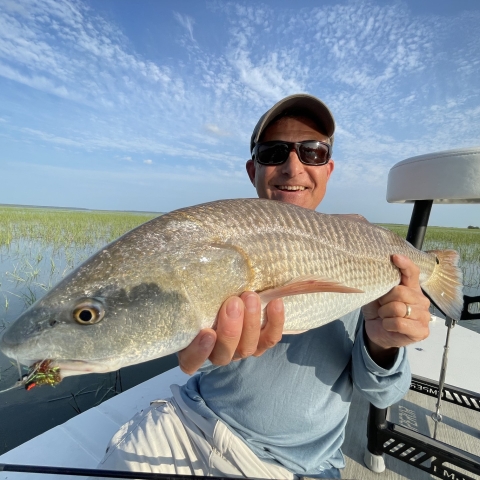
left=0, top=199, right=463, bottom=386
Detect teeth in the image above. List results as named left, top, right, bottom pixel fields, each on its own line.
left=277, top=186, right=306, bottom=191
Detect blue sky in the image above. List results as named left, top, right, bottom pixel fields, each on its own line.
left=0, top=0, right=479, bottom=227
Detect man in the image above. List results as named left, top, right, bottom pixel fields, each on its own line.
left=98, top=94, right=431, bottom=478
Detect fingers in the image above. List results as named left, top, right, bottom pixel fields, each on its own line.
left=178, top=330, right=216, bottom=375
left=364, top=293, right=431, bottom=349
left=233, top=292, right=262, bottom=359
left=179, top=293, right=285, bottom=374
left=391, top=254, right=421, bottom=290
left=211, top=293, right=284, bottom=362
left=178, top=296, right=245, bottom=374
left=377, top=295, right=429, bottom=321
left=382, top=288, right=431, bottom=319
left=363, top=256, right=432, bottom=352
left=364, top=318, right=425, bottom=350
left=254, top=298, right=285, bottom=357
left=214, top=294, right=285, bottom=361
left=381, top=315, right=430, bottom=343
left=209, top=296, right=245, bottom=365
left=366, top=315, right=430, bottom=350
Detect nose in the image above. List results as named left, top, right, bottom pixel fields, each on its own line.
left=280, top=148, right=305, bottom=177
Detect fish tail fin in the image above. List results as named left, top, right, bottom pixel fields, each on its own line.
left=423, top=249, right=464, bottom=319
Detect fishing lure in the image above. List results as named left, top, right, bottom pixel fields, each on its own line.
left=0, top=359, right=61, bottom=393
left=24, top=360, right=62, bottom=390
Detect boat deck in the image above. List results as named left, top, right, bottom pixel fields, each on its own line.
left=1, top=319, right=479, bottom=479
left=343, top=387, right=480, bottom=479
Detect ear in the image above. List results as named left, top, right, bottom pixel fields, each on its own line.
left=246, top=159, right=256, bottom=186
left=326, top=159, right=335, bottom=180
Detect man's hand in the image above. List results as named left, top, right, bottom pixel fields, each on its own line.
left=178, top=292, right=285, bottom=375
left=362, top=254, right=431, bottom=367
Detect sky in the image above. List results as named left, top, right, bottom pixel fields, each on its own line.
left=0, top=0, right=479, bottom=227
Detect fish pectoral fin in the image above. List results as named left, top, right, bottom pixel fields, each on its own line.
left=258, top=275, right=364, bottom=304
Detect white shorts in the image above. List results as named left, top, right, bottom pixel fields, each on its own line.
left=95, top=384, right=297, bottom=479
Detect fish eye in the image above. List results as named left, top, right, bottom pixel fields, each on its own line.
left=73, top=300, right=105, bottom=325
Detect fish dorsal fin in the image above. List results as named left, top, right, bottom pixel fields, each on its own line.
left=258, top=275, right=364, bottom=305
left=331, top=213, right=370, bottom=223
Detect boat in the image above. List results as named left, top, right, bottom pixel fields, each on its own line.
left=1, top=147, right=480, bottom=479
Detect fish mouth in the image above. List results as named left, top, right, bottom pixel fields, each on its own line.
left=21, top=358, right=113, bottom=378
left=51, top=359, right=113, bottom=377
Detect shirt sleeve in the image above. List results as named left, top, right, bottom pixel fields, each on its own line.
left=351, top=321, right=411, bottom=409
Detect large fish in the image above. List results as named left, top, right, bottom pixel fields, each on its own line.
left=0, top=199, right=463, bottom=386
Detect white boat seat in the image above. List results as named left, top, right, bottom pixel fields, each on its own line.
left=387, top=147, right=480, bottom=204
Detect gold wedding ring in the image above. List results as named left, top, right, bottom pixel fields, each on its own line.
left=404, top=303, right=412, bottom=319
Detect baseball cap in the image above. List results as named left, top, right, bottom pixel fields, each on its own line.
left=250, top=93, right=336, bottom=153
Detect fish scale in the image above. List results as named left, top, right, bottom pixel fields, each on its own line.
left=0, top=198, right=464, bottom=385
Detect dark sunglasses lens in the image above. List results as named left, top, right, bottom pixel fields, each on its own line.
left=257, top=143, right=289, bottom=165
left=299, top=142, right=330, bottom=165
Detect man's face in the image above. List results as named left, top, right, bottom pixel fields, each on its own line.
left=246, top=116, right=334, bottom=211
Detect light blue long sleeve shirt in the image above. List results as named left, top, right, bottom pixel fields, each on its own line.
left=180, top=310, right=410, bottom=475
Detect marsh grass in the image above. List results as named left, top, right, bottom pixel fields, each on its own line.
left=0, top=207, right=157, bottom=249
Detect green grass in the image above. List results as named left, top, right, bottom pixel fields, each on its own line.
left=0, top=206, right=158, bottom=249
left=379, top=224, right=480, bottom=261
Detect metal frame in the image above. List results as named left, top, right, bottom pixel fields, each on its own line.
left=366, top=199, right=480, bottom=479
left=367, top=403, right=480, bottom=479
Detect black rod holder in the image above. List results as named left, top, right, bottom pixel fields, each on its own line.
left=406, top=200, right=433, bottom=249
left=366, top=403, right=388, bottom=456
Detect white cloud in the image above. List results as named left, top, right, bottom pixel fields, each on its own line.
left=0, top=0, right=175, bottom=108
left=173, top=12, right=195, bottom=42
left=20, top=127, right=84, bottom=147
left=143, top=159, right=153, bottom=165
left=204, top=124, right=230, bottom=137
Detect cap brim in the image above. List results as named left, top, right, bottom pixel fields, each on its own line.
left=250, top=94, right=335, bottom=152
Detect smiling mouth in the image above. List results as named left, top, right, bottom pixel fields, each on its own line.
left=276, top=185, right=307, bottom=191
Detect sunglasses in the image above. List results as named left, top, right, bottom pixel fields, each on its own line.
left=252, top=140, right=332, bottom=166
